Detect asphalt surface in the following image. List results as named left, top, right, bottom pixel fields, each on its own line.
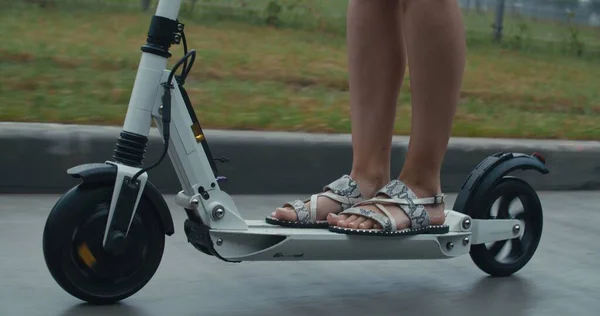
left=0, top=192, right=599, bottom=316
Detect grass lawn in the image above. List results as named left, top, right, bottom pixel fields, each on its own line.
left=1, top=4, right=599, bottom=140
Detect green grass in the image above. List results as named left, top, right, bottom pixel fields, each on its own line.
left=180, top=0, right=600, bottom=54
left=1, top=4, right=599, bottom=139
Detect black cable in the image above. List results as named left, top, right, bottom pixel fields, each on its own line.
left=167, top=49, right=196, bottom=87
left=181, top=48, right=196, bottom=82
left=131, top=49, right=197, bottom=183
left=180, top=29, right=189, bottom=79
left=179, top=31, right=196, bottom=84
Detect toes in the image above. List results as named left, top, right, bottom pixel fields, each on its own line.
left=327, top=213, right=348, bottom=226
left=338, top=215, right=359, bottom=228
left=358, top=219, right=376, bottom=229
left=272, top=207, right=298, bottom=221
left=329, top=214, right=376, bottom=229
left=337, top=214, right=349, bottom=221
left=327, top=213, right=340, bottom=225
left=329, top=213, right=349, bottom=227
left=348, top=216, right=367, bottom=229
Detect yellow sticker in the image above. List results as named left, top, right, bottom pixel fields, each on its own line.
left=77, top=242, right=97, bottom=268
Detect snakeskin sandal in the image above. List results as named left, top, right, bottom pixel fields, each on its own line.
left=265, top=175, right=364, bottom=228
left=329, top=179, right=449, bottom=236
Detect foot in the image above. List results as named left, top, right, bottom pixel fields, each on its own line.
left=327, top=179, right=447, bottom=233
left=266, top=174, right=380, bottom=227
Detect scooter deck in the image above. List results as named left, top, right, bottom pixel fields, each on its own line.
left=208, top=220, right=472, bottom=261
left=191, top=210, right=516, bottom=262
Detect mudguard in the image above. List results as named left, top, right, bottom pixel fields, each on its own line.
left=452, top=152, right=549, bottom=217
left=66, top=163, right=175, bottom=236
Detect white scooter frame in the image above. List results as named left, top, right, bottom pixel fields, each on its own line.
left=43, top=0, right=549, bottom=305
left=105, top=0, right=548, bottom=262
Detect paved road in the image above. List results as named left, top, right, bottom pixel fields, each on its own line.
left=0, top=192, right=599, bottom=316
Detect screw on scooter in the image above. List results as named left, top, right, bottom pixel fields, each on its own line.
left=41, top=0, right=550, bottom=305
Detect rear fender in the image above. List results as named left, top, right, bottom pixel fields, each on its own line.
left=452, top=152, right=549, bottom=217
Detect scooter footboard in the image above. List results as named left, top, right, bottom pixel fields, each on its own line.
left=184, top=210, right=519, bottom=262
left=207, top=220, right=472, bottom=262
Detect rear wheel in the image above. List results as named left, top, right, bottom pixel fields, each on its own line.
left=43, top=184, right=165, bottom=304
left=469, top=177, right=543, bottom=277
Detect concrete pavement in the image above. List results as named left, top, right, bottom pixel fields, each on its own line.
left=0, top=192, right=598, bottom=316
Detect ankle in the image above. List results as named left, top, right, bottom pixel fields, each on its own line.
left=349, top=170, right=389, bottom=198
left=399, top=159, right=442, bottom=191
left=398, top=174, right=441, bottom=198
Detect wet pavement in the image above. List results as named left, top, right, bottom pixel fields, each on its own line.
left=0, top=192, right=599, bottom=316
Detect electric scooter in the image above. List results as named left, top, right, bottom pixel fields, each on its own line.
left=42, top=0, right=550, bottom=305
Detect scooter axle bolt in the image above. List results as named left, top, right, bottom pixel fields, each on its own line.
left=462, top=237, right=470, bottom=246
left=212, top=206, right=225, bottom=220
left=513, top=224, right=521, bottom=234
left=446, top=242, right=454, bottom=250
left=216, top=238, right=223, bottom=246
left=462, top=219, right=471, bottom=230
left=191, top=198, right=199, bottom=207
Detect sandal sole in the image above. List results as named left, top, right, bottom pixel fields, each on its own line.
left=328, top=224, right=450, bottom=236
left=265, top=216, right=329, bottom=228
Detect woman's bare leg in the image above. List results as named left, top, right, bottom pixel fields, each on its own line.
left=271, top=0, right=406, bottom=222
left=329, top=0, right=466, bottom=230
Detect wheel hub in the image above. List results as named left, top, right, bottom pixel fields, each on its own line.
left=485, top=193, right=539, bottom=264
left=71, top=204, right=149, bottom=283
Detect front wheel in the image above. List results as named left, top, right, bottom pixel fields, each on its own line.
left=469, top=177, right=543, bottom=277
left=43, top=184, right=165, bottom=304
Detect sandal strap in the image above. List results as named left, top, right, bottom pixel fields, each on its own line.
left=283, top=199, right=312, bottom=223
left=341, top=180, right=442, bottom=231
left=376, top=179, right=444, bottom=202
left=319, top=190, right=363, bottom=208
left=380, top=179, right=433, bottom=230
left=353, top=194, right=445, bottom=208
left=374, top=203, right=398, bottom=231
left=323, top=174, right=362, bottom=200
left=309, top=194, right=319, bottom=222
left=413, top=194, right=446, bottom=205
left=282, top=174, right=363, bottom=223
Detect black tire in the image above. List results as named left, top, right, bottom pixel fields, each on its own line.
left=469, top=177, right=543, bottom=277
left=43, top=184, right=165, bottom=304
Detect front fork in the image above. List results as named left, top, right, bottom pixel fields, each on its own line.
left=101, top=0, right=247, bottom=253
left=103, top=69, right=249, bottom=252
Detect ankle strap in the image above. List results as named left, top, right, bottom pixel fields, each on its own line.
left=411, top=194, right=446, bottom=205
left=354, top=193, right=446, bottom=208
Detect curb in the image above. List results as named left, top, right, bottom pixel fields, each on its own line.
left=1, top=122, right=600, bottom=194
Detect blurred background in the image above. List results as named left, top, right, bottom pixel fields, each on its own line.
left=1, top=3, right=599, bottom=314
left=1, top=0, right=599, bottom=140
